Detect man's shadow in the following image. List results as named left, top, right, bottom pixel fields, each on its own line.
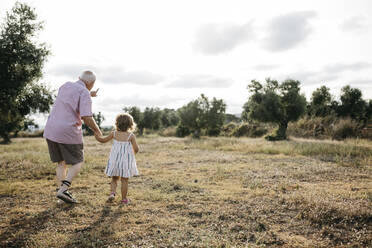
left=63, top=203, right=123, bottom=248
left=0, top=203, right=75, bottom=248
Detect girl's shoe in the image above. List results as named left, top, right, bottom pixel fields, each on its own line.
left=121, top=199, right=130, bottom=205
left=107, top=192, right=116, bottom=202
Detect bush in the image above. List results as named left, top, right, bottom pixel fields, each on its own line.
left=332, top=118, right=361, bottom=140
left=16, top=130, right=44, bottom=138
left=288, top=116, right=366, bottom=140
left=287, top=116, right=337, bottom=139
left=176, top=125, right=191, bottom=137
left=231, top=123, right=268, bottom=138
left=221, top=122, right=238, bottom=136
left=159, top=126, right=177, bottom=137
left=207, top=128, right=221, bottom=136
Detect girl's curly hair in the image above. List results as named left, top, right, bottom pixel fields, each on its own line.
left=115, top=113, right=136, bottom=132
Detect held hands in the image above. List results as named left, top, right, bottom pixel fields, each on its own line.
left=94, top=130, right=103, bottom=142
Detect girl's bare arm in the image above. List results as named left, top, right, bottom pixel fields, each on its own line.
left=130, top=134, right=139, bottom=154
left=95, top=131, right=114, bottom=143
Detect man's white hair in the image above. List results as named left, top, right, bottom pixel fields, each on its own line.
left=79, top=70, right=96, bottom=83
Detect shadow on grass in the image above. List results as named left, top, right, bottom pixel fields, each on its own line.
left=63, top=203, right=122, bottom=248
left=0, top=204, right=74, bottom=247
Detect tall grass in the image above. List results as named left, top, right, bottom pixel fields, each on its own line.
left=177, top=136, right=372, bottom=166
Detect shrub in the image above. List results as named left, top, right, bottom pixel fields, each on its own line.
left=16, top=130, right=44, bottom=138
left=221, top=122, right=238, bottom=136
left=159, top=126, right=177, bottom=137
left=332, top=118, right=361, bottom=140
left=287, top=115, right=339, bottom=139
left=231, top=123, right=268, bottom=138
left=176, top=125, right=190, bottom=137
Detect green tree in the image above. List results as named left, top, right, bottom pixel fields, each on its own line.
left=308, top=86, right=334, bottom=117
left=160, top=108, right=180, bottom=127
left=242, top=78, right=306, bottom=140
left=177, top=94, right=226, bottom=138
left=83, top=112, right=105, bottom=135
left=337, top=85, right=366, bottom=122
left=142, top=107, right=162, bottom=131
left=206, top=97, right=226, bottom=136
left=0, top=2, right=52, bottom=143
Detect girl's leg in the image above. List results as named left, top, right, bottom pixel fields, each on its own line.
left=120, top=177, right=129, bottom=200
left=111, top=176, right=119, bottom=194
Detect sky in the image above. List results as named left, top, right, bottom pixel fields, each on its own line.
left=1, top=0, right=372, bottom=126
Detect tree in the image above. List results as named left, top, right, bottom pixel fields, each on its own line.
left=177, top=99, right=203, bottom=137
left=123, top=106, right=164, bottom=135
left=242, top=78, right=306, bottom=140
left=83, top=112, right=105, bottom=135
left=308, top=86, right=334, bottom=117
left=337, top=85, right=366, bottom=122
left=206, top=97, right=226, bottom=136
left=0, top=2, right=52, bottom=143
left=177, top=94, right=226, bottom=138
left=160, top=108, right=180, bottom=127
left=142, top=107, right=162, bottom=130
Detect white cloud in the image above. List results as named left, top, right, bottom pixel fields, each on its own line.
left=252, top=64, right=280, bottom=71
left=167, top=74, right=234, bottom=88
left=48, top=64, right=164, bottom=85
left=340, top=16, right=367, bottom=33
left=193, top=21, right=255, bottom=55
left=263, top=11, right=317, bottom=52
left=280, top=61, right=371, bottom=86
left=323, top=62, right=370, bottom=74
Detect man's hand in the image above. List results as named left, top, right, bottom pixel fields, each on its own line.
left=90, top=88, right=99, bottom=97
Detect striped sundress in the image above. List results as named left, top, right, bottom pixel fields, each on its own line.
left=105, top=132, right=139, bottom=178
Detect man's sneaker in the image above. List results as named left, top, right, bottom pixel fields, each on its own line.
left=57, top=190, right=77, bottom=204
left=107, top=192, right=116, bottom=202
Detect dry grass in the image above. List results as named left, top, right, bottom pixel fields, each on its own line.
left=0, top=136, right=371, bottom=247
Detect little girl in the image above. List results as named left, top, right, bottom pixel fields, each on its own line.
left=95, top=113, right=139, bottom=204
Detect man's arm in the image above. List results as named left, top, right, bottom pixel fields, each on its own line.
left=95, top=131, right=114, bottom=143
left=82, top=116, right=102, bottom=136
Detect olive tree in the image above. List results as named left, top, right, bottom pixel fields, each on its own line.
left=242, top=78, right=306, bottom=140
left=0, top=2, right=52, bottom=143
left=177, top=94, right=226, bottom=138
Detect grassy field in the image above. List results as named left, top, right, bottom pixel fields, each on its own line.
left=0, top=136, right=371, bottom=247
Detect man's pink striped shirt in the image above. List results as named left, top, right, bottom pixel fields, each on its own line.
left=43, top=80, right=92, bottom=144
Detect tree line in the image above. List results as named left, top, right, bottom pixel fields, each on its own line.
left=90, top=80, right=369, bottom=141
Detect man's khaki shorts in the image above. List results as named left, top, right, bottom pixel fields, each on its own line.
left=46, top=139, right=84, bottom=165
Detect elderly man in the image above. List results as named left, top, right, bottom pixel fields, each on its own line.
left=43, top=71, right=102, bottom=203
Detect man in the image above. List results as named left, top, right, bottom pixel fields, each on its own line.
left=43, top=70, right=102, bottom=203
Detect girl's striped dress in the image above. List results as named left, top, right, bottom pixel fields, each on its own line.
left=105, top=132, right=139, bottom=178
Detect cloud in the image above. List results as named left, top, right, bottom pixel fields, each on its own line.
left=98, top=94, right=183, bottom=110
left=282, top=61, right=371, bottom=86
left=263, top=11, right=316, bottom=52
left=252, top=64, right=280, bottom=71
left=340, top=16, right=367, bottom=33
left=166, top=74, right=234, bottom=88
left=47, top=64, right=101, bottom=78
left=323, top=62, right=370, bottom=74
left=48, top=64, right=164, bottom=85
left=348, top=78, right=372, bottom=87
left=193, top=21, right=255, bottom=55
